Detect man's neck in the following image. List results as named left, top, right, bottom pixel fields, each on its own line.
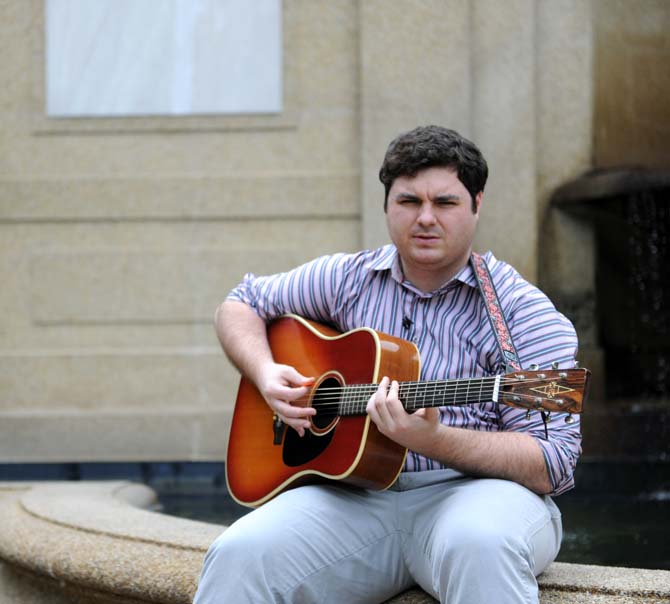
left=399, top=254, right=471, bottom=293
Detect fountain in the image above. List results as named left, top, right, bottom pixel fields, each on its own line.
left=551, top=168, right=670, bottom=461
left=1, top=171, right=669, bottom=604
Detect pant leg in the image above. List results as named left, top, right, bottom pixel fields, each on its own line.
left=193, top=483, right=413, bottom=604
left=401, top=476, right=562, bottom=604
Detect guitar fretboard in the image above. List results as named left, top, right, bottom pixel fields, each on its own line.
left=334, top=376, right=500, bottom=416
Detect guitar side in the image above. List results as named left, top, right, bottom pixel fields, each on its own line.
left=225, top=315, right=421, bottom=507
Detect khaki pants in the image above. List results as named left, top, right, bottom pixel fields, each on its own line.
left=194, top=469, right=562, bottom=604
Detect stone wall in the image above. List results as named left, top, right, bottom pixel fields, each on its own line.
left=1, top=0, right=362, bottom=462
left=2, top=0, right=654, bottom=462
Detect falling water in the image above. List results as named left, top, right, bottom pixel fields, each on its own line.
left=552, top=169, right=670, bottom=461
left=625, top=189, right=670, bottom=400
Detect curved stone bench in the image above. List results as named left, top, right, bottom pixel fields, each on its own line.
left=0, top=482, right=668, bottom=603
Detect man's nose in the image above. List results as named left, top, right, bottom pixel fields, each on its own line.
left=417, top=202, right=437, bottom=225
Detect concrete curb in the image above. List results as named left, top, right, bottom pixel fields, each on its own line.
left=0, top=482, right=668, bottom=603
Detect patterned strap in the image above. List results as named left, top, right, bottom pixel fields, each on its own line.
left=471, top=252, right=550, bottom=437
left=469, top=252, right=521, bottom=372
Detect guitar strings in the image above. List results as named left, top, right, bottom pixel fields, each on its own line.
left=286, top=376, right=578, bottom=413
left=301, top=393, right=572, bottom=413
left=306, top=376, right=564, bottom=400
left=305, top=381, right=562, bottom=403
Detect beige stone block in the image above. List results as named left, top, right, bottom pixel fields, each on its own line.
left=29, top=249, right=308, bottom=325
left=534, top=0, right=595, bottom=300
left=0, top=218, right=360, bottom=349
left=0, top=173, right=359, bottom=222
left=536, top=0, right=594, bottom=199
left=0, top=348, right=235, bottom=411
left=196, top=405, right=241, bottom=460
left=471, top=0, right=537, bottom=280
left=0, top=408, right=232, bottom=462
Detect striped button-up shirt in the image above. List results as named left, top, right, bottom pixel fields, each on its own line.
left=228, top=245, right=581, bottom=495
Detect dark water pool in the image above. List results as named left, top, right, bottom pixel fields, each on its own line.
left=156, top=461, right=670, bottom=571
left=555, top=493, right=669, bottom=569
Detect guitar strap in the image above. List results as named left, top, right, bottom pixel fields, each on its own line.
left=469, top=252, right=521, bottom=372
left=469, top=252, right=550, bottom=437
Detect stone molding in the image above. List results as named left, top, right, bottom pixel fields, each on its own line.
left=1, top=482, right=669, bottom=603
left=0, top=482, right=219, bottom=603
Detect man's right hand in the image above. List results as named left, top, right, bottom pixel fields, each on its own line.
left=257, top=363, right=316, bottom=437
left=214, top=300, right=316, bottom=437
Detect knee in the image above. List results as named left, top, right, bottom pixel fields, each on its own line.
left=201, top=525, right=265, bottom=576
left=442, top=520, right=530, bottom=569
left=195, top=528, right=269, bottom=604
left=429, top=523, right=538, bottom=604
left=202, top=530, right=237, bottom=569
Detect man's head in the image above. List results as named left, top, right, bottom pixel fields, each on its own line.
left=379, top=125, right=488, bottom=212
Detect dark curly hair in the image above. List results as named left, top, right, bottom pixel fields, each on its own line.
left=379, top=125, right=488, bottom=212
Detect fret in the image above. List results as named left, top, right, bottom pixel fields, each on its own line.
left=363, top=385, right=376, bottom=414
left=447, top=379, right=457, bottom=406
left=436, top=381, right=446, bottom=406
left=401, top=383, right=416, bottom=411
left=399, top=384, right=407, bottom=410
left=350, top=386, right=364, bottom=415
left=341, top=385, right=357, bottom=416
left=352, top=387, right=360, bottom=415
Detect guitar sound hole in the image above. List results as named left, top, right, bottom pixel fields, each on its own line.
left=282, top=375, right=341, bottom=468
left=311, top=376, right=341, bottom=430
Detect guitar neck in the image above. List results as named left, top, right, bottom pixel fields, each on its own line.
left=338, top=376, right=499, bottom=416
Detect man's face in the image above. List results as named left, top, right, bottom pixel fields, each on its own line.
left=385, top=166, right=481, bottom=292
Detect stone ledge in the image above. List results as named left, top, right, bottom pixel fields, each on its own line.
left=0, top=482, right=668, bottom=604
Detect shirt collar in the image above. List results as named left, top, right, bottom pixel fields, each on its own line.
left=366, top=245, right=494, bottom=295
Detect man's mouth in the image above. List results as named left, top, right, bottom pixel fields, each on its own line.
left=413, top=233, right=440, bottom=241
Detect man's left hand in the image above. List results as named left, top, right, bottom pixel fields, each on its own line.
left=366, top=376, right=442, bottom=452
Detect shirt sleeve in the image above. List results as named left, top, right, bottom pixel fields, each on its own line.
left=493, top=266, right=583, bottom=496
left=226, top=253, right=349, bottom=325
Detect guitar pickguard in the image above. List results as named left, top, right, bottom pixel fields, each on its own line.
left=283, top=428, right=335, bottom=467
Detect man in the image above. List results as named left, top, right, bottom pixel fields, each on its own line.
left=194, top=126, right=581, bottom=604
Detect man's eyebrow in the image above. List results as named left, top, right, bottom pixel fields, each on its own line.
left=392, top=192, right=462, bottom=202
left=393, top=191, right=421, bottom=200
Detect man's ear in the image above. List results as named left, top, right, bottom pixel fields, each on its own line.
left=474, top=191, right=483, bottom=215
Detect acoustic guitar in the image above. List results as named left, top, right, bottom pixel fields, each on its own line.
left=226, top=314, right=589, bottom=507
